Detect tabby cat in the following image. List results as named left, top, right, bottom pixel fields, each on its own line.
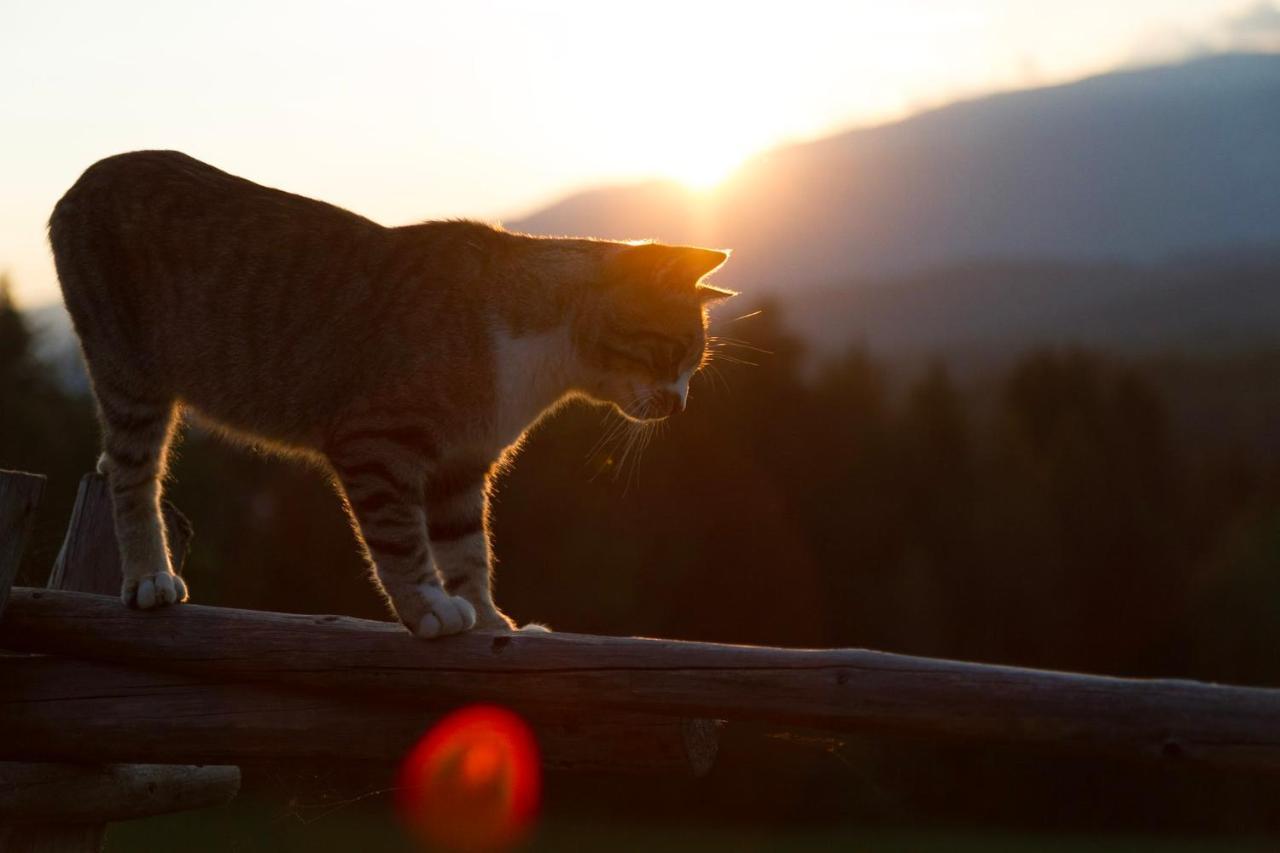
left=49, top=151, right=733, bottom=637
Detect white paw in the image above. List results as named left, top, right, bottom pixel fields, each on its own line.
left=121, top=572, right=188, bottom=609
left=519, top=622, right=551, bottom=633
left=413, top=585, right=477, bottom=639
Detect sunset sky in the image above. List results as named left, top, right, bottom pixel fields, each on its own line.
left=3, top=0, right=1276, bottom=306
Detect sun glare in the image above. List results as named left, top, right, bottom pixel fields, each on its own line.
left=665, top=143, right=751, bottom=190
left=638, top=127, right=763, bottom=192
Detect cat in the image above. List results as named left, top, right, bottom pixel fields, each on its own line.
left=48, top=150, right=733, bottom=637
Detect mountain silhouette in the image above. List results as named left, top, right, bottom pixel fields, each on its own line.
left=511, top=54, right=1280, bottom=296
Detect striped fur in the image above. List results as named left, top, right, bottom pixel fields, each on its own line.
left=49, top=150, right=733, bottom=637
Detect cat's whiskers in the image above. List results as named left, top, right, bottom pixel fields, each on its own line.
left=624, top=420, right=658, bottom=494
left=607, top=388, right=663, bottom=490
left=711, top=353, right=758, bottom=367
left=703, top=345, right=760, bottom=369
left=707, top=334, right=772, bottom=355
left=585, top=408, right=630, bottom=464
left=586, top=385, right=652, bottom=482
left=695, top=360, right=730, bottom=395
left=618, top=416, right=658, bottom=494
left=704, top=336, right=769, bottom=369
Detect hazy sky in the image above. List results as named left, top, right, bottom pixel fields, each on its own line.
left=3, top=0, right=1275, bottom=306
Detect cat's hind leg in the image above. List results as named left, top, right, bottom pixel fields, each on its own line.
left=93, top=383, right=186, bottom=609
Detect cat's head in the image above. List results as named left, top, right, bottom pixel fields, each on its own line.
left=576, top=242, right=734, bottom=421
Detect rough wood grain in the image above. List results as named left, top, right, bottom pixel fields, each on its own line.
left=0, top=469, right=46, bottom=617
left=47, top=472, right=191, bottom=596
left=0, top=762, right=239, bottom=823
left=4, top=588, right=1280, bottom=772
left=0, top=655, right=719, bottom=776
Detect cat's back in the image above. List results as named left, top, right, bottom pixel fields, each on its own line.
left=51, top=150, right=380, bottom=254
left=50, top=150, right=386, bottom=336
left=49, top=151, right=395, bottom=439
left=56, top=149, right=249, bottom=206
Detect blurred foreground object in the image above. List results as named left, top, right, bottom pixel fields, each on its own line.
left=398, top=705, right=539, bottom=851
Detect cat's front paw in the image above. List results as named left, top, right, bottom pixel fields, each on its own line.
left=519, top=622, right=551, bottom=633
left=412, top=585, right=477, bottom=639
left=121, top=571, right=188, bottom=609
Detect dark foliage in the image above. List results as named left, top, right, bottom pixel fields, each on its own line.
left=0, top=276, right=98, bottom=580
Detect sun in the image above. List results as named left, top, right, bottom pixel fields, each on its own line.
left=665, top=145, right=748, bottom=190
left=657, top=135, right=758, bottom=191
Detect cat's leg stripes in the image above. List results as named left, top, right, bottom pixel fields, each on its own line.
left=329, top=438, right=476, bottom=638
left=423, top=460, right=516, bottom=631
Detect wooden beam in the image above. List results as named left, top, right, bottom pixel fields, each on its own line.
left=0, top=654, right=720, bottom=776
left=0, top=469, right=46, bottom=617
left=4, top=589, right=1280, bottom=772
left=0, top=762, right=239, bottom=823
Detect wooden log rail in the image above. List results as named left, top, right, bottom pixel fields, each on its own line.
left=0, top=653, right=720, bottom=775
left=5, top=587, right=1280, bottom=773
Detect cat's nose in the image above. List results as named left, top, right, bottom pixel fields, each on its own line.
left=656, top=389, right=685, bottom=417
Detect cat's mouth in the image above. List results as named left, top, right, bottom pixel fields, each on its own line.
left=621, top=389, right=684, bottom=422
left=623, top=409, right=669, bottom=423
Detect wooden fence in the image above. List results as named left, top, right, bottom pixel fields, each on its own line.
left=4, top=466, right=1280, bottom=849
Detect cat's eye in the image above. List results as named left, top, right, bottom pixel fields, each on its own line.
left=604, top=330, right=693, bottom=378
left=649, top=346, right=681, bottom=375
left=600, top=341, right=650, bottom=369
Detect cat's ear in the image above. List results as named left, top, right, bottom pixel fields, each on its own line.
left=610, top=243, right=731, bottom=289
left=675, top=246, right=731, bottom=283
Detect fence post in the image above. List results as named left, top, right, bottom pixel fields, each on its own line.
left=0, top=469, right=48, bottom=851
left=48, top=472, right=192, bottom=595
left=1, top=469, right=234, bottom=852
left=0, top=469, right=45, bottom=614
